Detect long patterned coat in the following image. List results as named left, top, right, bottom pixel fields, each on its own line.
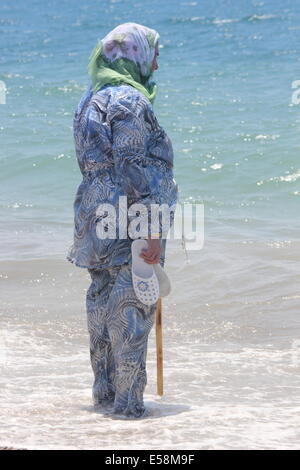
left=67, top=83, right=178, bottom=268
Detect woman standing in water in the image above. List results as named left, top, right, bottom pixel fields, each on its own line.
left=67, top=23, right=178, bottom=418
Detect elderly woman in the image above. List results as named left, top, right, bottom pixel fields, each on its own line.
left=67, top=23, right=178, bottom=418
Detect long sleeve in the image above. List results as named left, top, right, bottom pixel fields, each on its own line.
left=109, top=95, right=178, bottom=239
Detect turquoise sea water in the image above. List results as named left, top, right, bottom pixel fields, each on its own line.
left=1, top=0, right=300, bottom=450
left=1, top=0, right=300, bottom=258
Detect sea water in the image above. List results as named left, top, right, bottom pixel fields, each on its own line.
left=0, top=0, right=300, bottom=449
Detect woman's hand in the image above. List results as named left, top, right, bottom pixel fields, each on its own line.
left=140, top=239, right=161, bottom=264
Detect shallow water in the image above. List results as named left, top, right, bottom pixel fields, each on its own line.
left=1, top=0, right=300, bottom=450
left=1, top=237, right=300, bottom=449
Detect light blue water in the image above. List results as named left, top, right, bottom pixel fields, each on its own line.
left=1, top=0, right=300, bottom=450
left=0, top=0, right=299, bottom=258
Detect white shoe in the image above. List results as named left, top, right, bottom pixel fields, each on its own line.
left=131, top=240, right=160, bottom=306
left=131, top=240, right=171, bottom=306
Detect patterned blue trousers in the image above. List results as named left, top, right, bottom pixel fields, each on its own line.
left=86, top=263, right=156, bottom=418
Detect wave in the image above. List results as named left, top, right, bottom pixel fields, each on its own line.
left=257, top=169, right=300, bottom=186
left=168, top=13, right=283, bottom=25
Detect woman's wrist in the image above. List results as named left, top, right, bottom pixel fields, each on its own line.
left=150, top=232, right=160, bottom=239
left=140, top=232, right=161, bottom=240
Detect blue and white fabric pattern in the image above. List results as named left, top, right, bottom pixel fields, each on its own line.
left=86, top=263, right=157, bottom=418
left=67, top=83, right=178, bottom=269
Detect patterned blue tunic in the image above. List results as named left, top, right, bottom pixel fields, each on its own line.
left=67, top=83, right=178, bottom=269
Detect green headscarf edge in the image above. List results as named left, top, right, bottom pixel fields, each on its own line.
left=87, top=40, right=159, bottom=105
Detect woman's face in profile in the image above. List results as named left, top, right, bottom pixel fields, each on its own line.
left=151, top=44, right=159, bottom=71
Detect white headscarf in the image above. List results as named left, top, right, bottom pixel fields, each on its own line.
left=101, top=22, right=160, bottom=77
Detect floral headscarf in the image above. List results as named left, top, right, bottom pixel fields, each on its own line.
left=88, top=23, right=160, bottom=104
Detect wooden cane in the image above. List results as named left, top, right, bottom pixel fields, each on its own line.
left=155, top=297, right=163, bottom=396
